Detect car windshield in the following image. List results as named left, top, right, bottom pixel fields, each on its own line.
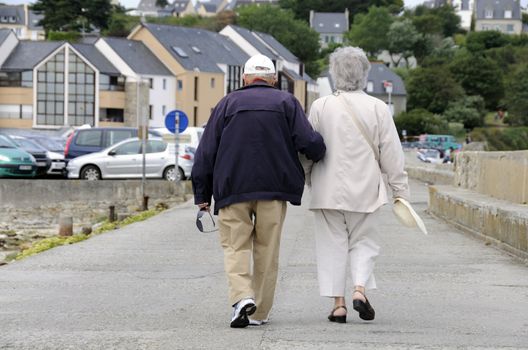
left=424, top=150, right=439, bottom=157
left=0, top=135, right=16, bottom=148
left=33, top=137, right=63, bottom=151
left=13, top=138, right=47, bottom=151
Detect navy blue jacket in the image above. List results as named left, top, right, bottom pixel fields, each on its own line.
left=192, top=82, right=326, bottom=214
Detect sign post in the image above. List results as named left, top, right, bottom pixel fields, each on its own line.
left=164, top=110, right=189, bottom=185
left=383, top=80, right=393, bottom=116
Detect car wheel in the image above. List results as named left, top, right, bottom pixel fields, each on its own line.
left=164, top=166, right=185, bottom=181
left=80, top=165, right=101, bottom=180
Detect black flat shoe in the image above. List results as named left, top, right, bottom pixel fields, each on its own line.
left=328, top=305, right=347, bottom=323
left=352, top=291, right=375, bottom=321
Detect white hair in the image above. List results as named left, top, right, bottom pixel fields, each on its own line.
left=329, top=46, right=371, bottom=92
left=244, top=73, right=276, bottom=80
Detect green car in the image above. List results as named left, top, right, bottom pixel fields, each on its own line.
left=0, top=134, right=37, bottom=178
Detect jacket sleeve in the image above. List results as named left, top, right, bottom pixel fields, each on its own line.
left=377, top=102, right=411, bottom=201
left=286, top=96, right=326, bottom=162
left=191, top=98, right=227, bottom=205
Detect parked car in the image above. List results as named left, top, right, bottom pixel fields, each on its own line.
left=420, top=134, right=461, bottom=151
left=5, top=135, right=50, bottom=176
left=64, top=127, right=162, bottom=160
left=417, top=149, right=443, bottom=164
left=25, top=135, right=67, bottom=176
left=27, top=135, right=65, bottom=153
left=0, top=135, right=37, bottom=178
left=66, top=137, right=194, bottom=181
left=10, top=135, right=66, bottom=176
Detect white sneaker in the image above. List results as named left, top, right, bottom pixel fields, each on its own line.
left=248, top=318, right=269, bottom=326
left=230, top=298, right=256, bottom=328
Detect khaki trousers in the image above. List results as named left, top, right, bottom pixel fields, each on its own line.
left=218, top=200, right=287, bottom=320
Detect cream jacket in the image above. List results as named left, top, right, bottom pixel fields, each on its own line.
left=305, top=90, right=410, bottom=213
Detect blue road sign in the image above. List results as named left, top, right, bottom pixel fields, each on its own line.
left=164, top=110, right=189, bottom=134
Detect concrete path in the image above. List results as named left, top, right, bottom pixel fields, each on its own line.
left=1, top=180, right=527, bottom=349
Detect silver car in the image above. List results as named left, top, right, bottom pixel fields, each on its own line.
left=66, top=137, right=193, bottom=181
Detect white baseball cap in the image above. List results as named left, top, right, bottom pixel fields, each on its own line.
left=244, top=54, right=276, bottom=75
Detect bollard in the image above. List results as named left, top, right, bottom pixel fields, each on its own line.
left=58, top=216, right=73, bottom=237
left=81, top=226, right=92, bottom=235
left=108, top=205, right=116, bottom=222
left=142, top=196, right=149, bottom=211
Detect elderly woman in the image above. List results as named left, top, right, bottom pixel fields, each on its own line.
left=305, top=47, right=410, bottom=323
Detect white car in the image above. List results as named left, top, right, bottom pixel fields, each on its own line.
left=417, top=149, right=442, bottom=164
left=66, top=137, right=194, bottom=181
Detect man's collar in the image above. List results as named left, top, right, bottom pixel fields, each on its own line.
left=237, top=81, right=277, bottom=91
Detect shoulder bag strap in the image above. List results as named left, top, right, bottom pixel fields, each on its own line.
left=337, top=93, right=380, bottom=163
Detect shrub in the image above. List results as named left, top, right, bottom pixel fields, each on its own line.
left=470, top=127, right=528, bottom=151
left=395, top=108, right=449, bottom=136
left=443, top=95, right=486, bottom=129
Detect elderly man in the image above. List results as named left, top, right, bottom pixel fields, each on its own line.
left=192, top=54, right=326, bottom=328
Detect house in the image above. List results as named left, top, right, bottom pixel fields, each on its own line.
left=128, top=23, right=249, bottom=126
left=317, top=63, right=407, bottom=116
left=220, top=24, right=316, bottom=110
left=0, top=30, right=148, bottom=129
left=475, top=0, right=523, bottom=34
left=309, top=9, right=349, bottom=49
left=422, top=0, right=448, bottom=8
left=95, top=37, right=176, bottom=128
left=451, top=0, right=474, bottom=30
left=0, top=4, right=45, bottom=41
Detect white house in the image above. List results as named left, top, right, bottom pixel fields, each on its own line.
left=95, top=37, right=176, bottom=127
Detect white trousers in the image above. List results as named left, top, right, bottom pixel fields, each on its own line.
left=313, top=209, right=380, bottom=297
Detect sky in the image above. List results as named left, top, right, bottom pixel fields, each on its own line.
left=2, top=0, right=528, bottom=10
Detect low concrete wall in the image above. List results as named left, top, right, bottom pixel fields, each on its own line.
left=0, top=180, right=193, bottom=229
left=429, top=185, right=528, bottom=261
left=406, top=165, right=454, bottom=185
left=454, top=151, right=528, bottom=205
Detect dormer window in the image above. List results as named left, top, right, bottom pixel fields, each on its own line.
left=9, top=16, right=17, bottom=23
left=171, top=46, right=188, bottom=58
left=504, top=10, right=512, bottom=19
left=335, top=23, right=340, bottom=28
left=0, top=16, right=7, bottom=23
left=485, top=9, right=493, bottom=18
left=192, top=46, right=201, bottom=54
left=319, top=23, right=323, bottom=27
left=366, top=81, right=373, bottom=92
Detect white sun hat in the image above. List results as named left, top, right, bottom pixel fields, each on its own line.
left=393, top=198, right=428, bottom=235
left=244, top=54, right=276, bottom=75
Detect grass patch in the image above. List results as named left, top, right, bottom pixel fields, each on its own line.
left=16, top=208, right=164, bottom=261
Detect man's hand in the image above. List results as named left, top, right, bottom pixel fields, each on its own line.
left=197, top=202, right=210, bottom=212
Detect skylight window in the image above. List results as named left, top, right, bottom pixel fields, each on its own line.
left=172, top=46, right=188, bottom=58
left=192, top=46, right=201, bottom=54
left=335, top=23, right=340, bottom=28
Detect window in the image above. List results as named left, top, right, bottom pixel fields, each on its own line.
left=366, top=81, right=373, bottom=92
left=193, top=106, right=198, bottom=126
left=114, top=140, right=140, bottom=155
left=149, top=105, right=153, bottom=120
left=0, top=71, right=33, bottom=87
left=0, top=16, right=7, bottom=23
left=334, top=23, right=340, bottom=28
left=506, top=24, right=514, bottom=32
left=106, top=130, right=134, bottom=146
left=177, top=80, right=183, bottom=91
left=325, top=36, right=329, bottom=43
left=194, top=77, right=198, bottom=101
left=485, top=9, right=493, bottom=18
left=163, top=78, right=166, bottom=90
left=171, top=46, right=188, bottom=58
left=36, top=48, right=67, bottom=126
left=149, top=78, right=153, bottom=89
left=227, top=65, right=241, bottom=93
left=76, top=130, right=102, bottom=147
left=99, top=108, right=124, bottom=123
left=67, top=51, right=95, bottom=126
left=9, top=16, right=16, bottom=23
left=192, top=46, right=201, bottom=54
left=146, top=140, right=167, bottom=153
left=504, top=10, right=512, bottom=19
left=210, top=77, right=215, bottom=88
left=461, top=0, right=469, bottom=10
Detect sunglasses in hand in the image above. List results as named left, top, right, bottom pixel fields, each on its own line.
left=196, top=209, right=218, bottom=233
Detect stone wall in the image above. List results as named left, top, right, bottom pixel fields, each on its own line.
left=454, top=151, right=528, bottom=205
left=0, top=180, right=192, bottom=229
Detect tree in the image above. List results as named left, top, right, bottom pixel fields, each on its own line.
left=394, top=108, right=449, bottom=136
left=465, top=31, right=510, bottom=52
left=449, top=52, right=504, bottom=109
left=345, top=6, right=393, bottom=57
left=407, top=66, right=464, bottom=114
left=237, top=5, right=320, bottom=76
left=32, top=0, right=113, bottom=33
left=279, top=0, right=403, bottom=23
left=405, top=4, right=460, bottom=37
left=443, top=96, right=486, bottom=129
left=504, top=65, right=528, bottom=126
left=387, top=19, right=421, bottom=67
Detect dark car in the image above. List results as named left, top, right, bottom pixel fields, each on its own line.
left=8, top=135, right=51, bottom=176
left=64, top=127, right=162, bottom=160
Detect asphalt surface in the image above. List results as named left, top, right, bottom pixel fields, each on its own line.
left=1, top=179, right=527, bottom=349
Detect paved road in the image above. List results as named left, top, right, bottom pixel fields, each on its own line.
left=1, top=180, right=527, bottom=349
